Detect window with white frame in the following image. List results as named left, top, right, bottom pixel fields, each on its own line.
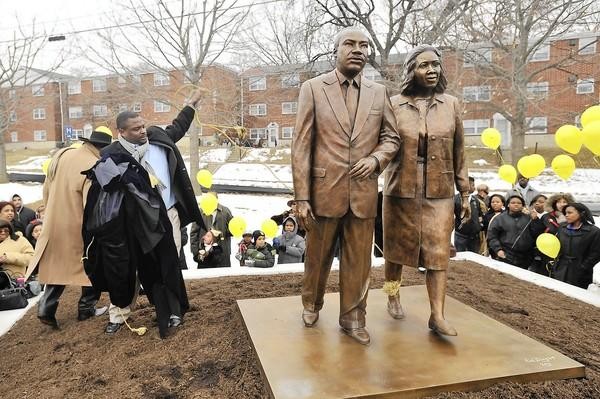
left=32, top=84, right=44, bottom=96
left=67, top=80, right=81, bottom=94
left=463, top=119, right=490, bottom=136
left=281, top=102, right=298, bottom=114
left=526, top=117, right=548, bottom=134
left=249, top=103, right=267, bottom=116
left=133, top=102, right=142, bottom=112
left=69, top=106, right=83, bottom=119
left=117, top=76, right=127, bottom=86
left=281, top=127, right=294, bottom=139
left=92, top=78, right=107, bottom=92
left=363, top=67, right=382, bottom=81
left=249, top=76, right=266, bottom=91
left=73, top=129, right=84, bottom=139
left=529, top=44, right=550, bottom=62
left=154, top=72, right=170, bottom=86
left=93, top=104, right=108, bottom=117
left=10, top=132, right=18, bottom=142
left=9, top=111, right=16, bottom=122
left=462, top=86, right=491, bottom=102
left=463, top=48, right=492, bottom=67
left=132, top=74, right=142, bottom=85
left=526, top=81, right=549, bottom=98
left=118, top=104, right=128, bottom=112
left=576, top=78, right=594, bottom=94
left=154, top=100, right=171, bottom=113
left=578, top=37, right=597, bottom=55
left=249, top=128, right=267, bottom=139
left=281, top=73, right=300, bottom=88
left=33, top=108, right=46, bottom=120
left=33, top=130, right=47, bottom=141
left=8, top=89, right=16, bottom=99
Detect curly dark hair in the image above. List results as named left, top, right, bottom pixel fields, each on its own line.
left=400, top=44, right=448, bottom=96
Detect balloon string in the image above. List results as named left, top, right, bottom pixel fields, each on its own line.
left=495, top=149, right=505, bottom=165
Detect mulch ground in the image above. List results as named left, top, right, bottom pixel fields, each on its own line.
left=0, top=260, right=598, bottom=399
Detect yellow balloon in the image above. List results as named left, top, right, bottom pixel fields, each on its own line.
left=517, top=154, right=545, bottom=178
left=581, top=105, right=600, bottom=128
left=551, top=154, right=576, bottom=180
left=41, top=158, right=52, bottom=176
left=554, top=125, right=583, bottom=154
left=199, top=193, right=218, bottom=215
left=536, top=233, right=560, bottom=259
left=481, top=128, right=501, bottom=150
left=196, top=169, right=213, bottom=189
left=582, top=120, right=600, bottom=156
left=228, top=216, right=247, bottom=238
left=261, top=219, right=279, bottom=238
left=498, top=164, right=517, bottom=184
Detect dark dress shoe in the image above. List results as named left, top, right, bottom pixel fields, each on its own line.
left=105, top=322, right=123, bottom=334
left=77, top=309, right=95, bottom=321
left=341, top=327, right=371, bottom=345
left=38, top=315, right=59, bottom=329
left=302, top=309, right=319, bottom=327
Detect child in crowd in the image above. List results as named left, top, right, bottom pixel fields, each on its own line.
left=195, top=229, right=227, bottom=268
left=235, top=232, right=253, bottom=266
left=274, top=216, right=305, bottom=264
left=244, top=230, right=275, bottom=268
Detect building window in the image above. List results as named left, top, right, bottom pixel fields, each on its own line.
left=73, top=129, right=84, bottom=139
left=132, top=74, right=142, bottom=85
left=93, top=104, right=108, bottom=117
left=10, top=131, right=18, bottom=142
left=282, top=102, right=298, bottom=114
left=133, top=102, right=142, bottom=112
left=154, top=72, right=170, bottom=86
left=249, top=76, right=266, bottom=91
left=526, top=117, right=548, bottom=134
left=69, top=106, right=83, bottom=119
left=576, top=78, right=594, bottom=94
left=92, top=78, right=107, bottom=92
left=8, top=89, right=16, bottom=99
left=249, top=103, right=267, bottom=116
left=9, top=111, right=17, bottom=122
left=249, top=128, right=267, bottom=139
left=529, top=44, right=550, bottom=62
left=363, top=67, right=382, bottom=81
left=463, top=119, right=490, bottom=136
left=67, top=80, right=81, bottom=94
left=463, top=86, right=491, bottom=102
left=463, top=48, right=492, bottom=67
left=281, top=127, right=294, bottom=139
left=281, top=73, right=300, bottom=88
left=32, top=84, right=44, bottom=96
left=33, top=130, right=47, bottom=141
left=33, top=108, right=46, bottom=120
left=154, top=100, right=171, bottom=113
left=118, top=103, right=128, bottom=112
left=117, top=76, right=127, bottom=86
left=578, top=37, right=597, bottom=55
left=526, top=81, right=549, bottom=98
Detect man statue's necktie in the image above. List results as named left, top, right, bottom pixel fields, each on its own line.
left=345, top=80, right=359, bottom=129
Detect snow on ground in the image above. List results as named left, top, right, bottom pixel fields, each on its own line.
left=238, top=148, right=290, bottom=163
left=473, top=159, right=489, bottom=166
left=198, top=148, right=232, bottom=163
left=213, top=163, right=292, bottom=189
left=0, top=182, right=43, bottom=202
left=7, top=156, right=48, bottom=172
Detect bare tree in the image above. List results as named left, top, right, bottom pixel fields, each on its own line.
left=314, top=0, right=473, bottom=81
left=450, top=0, right=599, bottom=160
left=0, top=22, right=63, bottom=183
left=85, top=0, right=248, bottom=193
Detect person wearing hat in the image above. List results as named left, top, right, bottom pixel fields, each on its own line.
left=235, top=232, right=253, bottom=266
left=270, top=199, right=305, bottom=238
left=244, top=230, right=275, bottom=268
left=25, top=125, right=114, bottom=329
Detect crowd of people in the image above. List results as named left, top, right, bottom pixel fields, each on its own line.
left=453, top=174, right=600, bottom=289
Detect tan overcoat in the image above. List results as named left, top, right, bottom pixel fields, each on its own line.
left=25, top=143, right=100, bottom=286
left=0, top=235, right=34, bottom=277
left=292, top=70, right=401, bottom=218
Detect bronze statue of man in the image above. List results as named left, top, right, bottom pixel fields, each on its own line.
left=292, top=27, right=401, bottom=345
left=383, top=45, right=470, bottom=336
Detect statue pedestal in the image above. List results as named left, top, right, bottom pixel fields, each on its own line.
left=237, top=285, right=584, bottom=399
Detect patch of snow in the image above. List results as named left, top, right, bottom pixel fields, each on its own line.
left=198, top=148, right=232, bottom=163
left=212, top=163, right=292, bottom=189
left=239, top=148, right=290, bottom=163
left=7, top=156, right=48, bottom=172
left=0, top=182, right=44, bottom=203
left=473, top=159, right=489, bottom=166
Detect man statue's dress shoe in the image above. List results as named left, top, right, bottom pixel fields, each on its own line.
left=341, top=327, right=371, bottom=345
left=38, top=315, right=59, bottom=329
left=302, top=309, right=319, bottom=327
left=105, top=322, right=123, bottom=334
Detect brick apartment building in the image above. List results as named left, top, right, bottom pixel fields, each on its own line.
left=241, top=31, right=600, bottom=149
left=3, top=65, right=239, bottom=149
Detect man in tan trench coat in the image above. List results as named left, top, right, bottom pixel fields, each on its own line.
left=26, top=127, right=113, bottom=328
left=292, top=27, right=400, bottom=345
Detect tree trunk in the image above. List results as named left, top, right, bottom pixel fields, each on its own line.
left=0, top=142, right=8, bottom=183
left=189, top=124, right=201, bottom=195
left=511, top=125, right=526, bottom=162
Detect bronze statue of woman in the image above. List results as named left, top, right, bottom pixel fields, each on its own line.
left=382, top=45, right=471, bottom=336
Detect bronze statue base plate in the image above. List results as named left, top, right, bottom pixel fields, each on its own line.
left=237, top=285, right=584, bottom=399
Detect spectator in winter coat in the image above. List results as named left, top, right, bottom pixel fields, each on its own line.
left=25, top=219, right=43, bottom=248
left=0, top=219, right=34, bottom=281
left=505, top=175, right=541, bottom=210
left=540, top=193, right=575, bottom=235
left=245, top=230, right=275, bottom=268
left=487, top=195, right=535, bottom=268
left=190, top=193, right=234, bottom=267
left=235, top=232, right=253, bottom=266
left=553, top=203, right=600, bottom=289
left=12, top=194, right=37, bottom=229
left=0, top=201, right=25, bottom=235
left=274, top=216, right=306, bottom=264
left=482, top=194, right=505, bottom=258
left=271, top=200, right=306, bottom=238
left=453, top=177, right=482, bottom=253
left=194, top=230, right=227, bottom=268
